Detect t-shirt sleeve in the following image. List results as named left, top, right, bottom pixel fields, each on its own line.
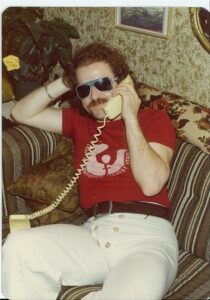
left=140, top=109, right=176, bottom=150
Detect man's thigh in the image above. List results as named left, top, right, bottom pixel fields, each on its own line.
left=3, top=223, right=109, bottom=286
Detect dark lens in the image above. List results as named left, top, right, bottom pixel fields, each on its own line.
left=94, top=78, right=112, bottom=92
left=76, top=85, right=90, bottom=99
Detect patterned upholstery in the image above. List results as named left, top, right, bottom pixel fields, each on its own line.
left=6, top=137, right=87, bottom=226
left=168, top=140, right=209, bottom=260
left=165, top=250, right=210, bottom=299
left=2, top=125, right=60, bottom=238
left=136, top=82, right=210, bottom=154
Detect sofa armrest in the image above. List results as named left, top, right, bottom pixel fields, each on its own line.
left=2, top=124, right=61, bottom=218
left=168, top=139, right=209, bottom=261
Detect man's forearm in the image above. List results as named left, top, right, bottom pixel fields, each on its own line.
left=125, top=116, right=170, bottom=196
left=11, top=78, right=70, bottom=123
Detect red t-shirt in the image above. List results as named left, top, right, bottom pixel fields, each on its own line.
left=62, top=108, right=176, bottom=209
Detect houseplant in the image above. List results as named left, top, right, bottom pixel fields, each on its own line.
left=2, top=7, right=80, bottom=100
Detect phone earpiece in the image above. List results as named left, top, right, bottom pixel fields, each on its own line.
left=102, top=75, right=134, bottom=119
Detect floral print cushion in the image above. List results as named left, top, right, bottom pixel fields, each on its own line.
left=7, top=137, right=87, bottom=225
left=137, top=82, right=210, bottom=154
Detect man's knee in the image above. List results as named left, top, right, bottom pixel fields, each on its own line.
left=101, top=254, right=171, bottom=300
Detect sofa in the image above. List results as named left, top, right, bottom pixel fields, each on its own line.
left=2, top=82, right=210, bottom=299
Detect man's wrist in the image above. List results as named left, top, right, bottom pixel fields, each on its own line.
left=44, top=77, right=71, bottom=101
left=44, top=84, right=55, bottom=100
left=123, top=112, right=138, bottom=126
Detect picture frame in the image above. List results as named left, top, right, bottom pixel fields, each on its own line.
left=115, top=7, right=171, bottom=39
left=189, top=7, right=210, bottom=54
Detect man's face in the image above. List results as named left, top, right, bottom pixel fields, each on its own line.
left=75, top=61, right=117, bottom=121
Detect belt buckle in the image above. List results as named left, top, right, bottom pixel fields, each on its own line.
left=94, top=201, right=113, bottom=219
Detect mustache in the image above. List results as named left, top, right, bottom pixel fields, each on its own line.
left=88, top=98, right=108, bottom=108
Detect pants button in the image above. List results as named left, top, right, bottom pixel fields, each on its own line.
left=105, top=242, right=111, bottom=248
left=113, top=226, right=119, bottom=232
left=118, top=214, right=125, bottom=219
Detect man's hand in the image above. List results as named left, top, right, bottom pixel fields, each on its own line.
left=113, top=83, right=141, bottom=121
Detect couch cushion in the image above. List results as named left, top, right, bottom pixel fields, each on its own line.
left=25, top=199, right=86, bottom=226
left=7, top=137, right=77, bottom=211
left=56, top=250, right=210, bottom=300
left=2, top=125, right=60, bottom=218
left=6, top=137, right=86, bottom=225
left=57, top=285, right=102, bottom=300
left=165, top=250, right=210, bottom=299
left=137, top=82, right=210, bottom=154
left=168, top=139, right=210, bottom=260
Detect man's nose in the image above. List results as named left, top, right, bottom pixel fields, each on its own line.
left=90, top=86, right=102, bottom=100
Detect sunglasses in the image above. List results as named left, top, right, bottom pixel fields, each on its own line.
left=75, top=77, right=117, bottom=100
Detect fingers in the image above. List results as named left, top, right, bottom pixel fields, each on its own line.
left=114, top=83, right=140, bottom=107
left=113, top=83, right=135, bottom=98
left=112, top=84, right=141, bottom=120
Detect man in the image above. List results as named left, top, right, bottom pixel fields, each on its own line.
left=2, top=42, right=178, bottom=300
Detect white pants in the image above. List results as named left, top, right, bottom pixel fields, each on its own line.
left=2, top=213, right=178, bottom=300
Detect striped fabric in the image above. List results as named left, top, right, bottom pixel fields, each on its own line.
left=2, top=125, right=60, bottom=222
left=165, top=250, right=210, bottom=299
left=56, top=250, right=210, bottom=300
left=168, top=139, right=210, bottom=260
left=57, top=285, right=102, bottom=300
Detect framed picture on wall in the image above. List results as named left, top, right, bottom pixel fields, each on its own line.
left=115, top=7, right=171, bottom=39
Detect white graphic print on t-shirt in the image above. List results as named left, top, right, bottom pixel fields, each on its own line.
left=84, top=143, right=129, bottom=178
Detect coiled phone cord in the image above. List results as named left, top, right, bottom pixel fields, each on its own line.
left=28, top=115, right=108, bottom=220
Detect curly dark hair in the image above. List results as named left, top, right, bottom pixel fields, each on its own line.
left=62, top=42, right=133, bottom=114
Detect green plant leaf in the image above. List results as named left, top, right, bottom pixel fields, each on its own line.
left=48, top=18, right=80, bottom=39
left=3, top=8, right=79, bottom=83
left=26, top=20, right=44, bottom=43
left=57, top=45, right=72, bottom=69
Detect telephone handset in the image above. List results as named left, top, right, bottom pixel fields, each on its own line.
left=9, top=75, right=133, bottom=233
left=103, top=74, right=134, bottom=119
